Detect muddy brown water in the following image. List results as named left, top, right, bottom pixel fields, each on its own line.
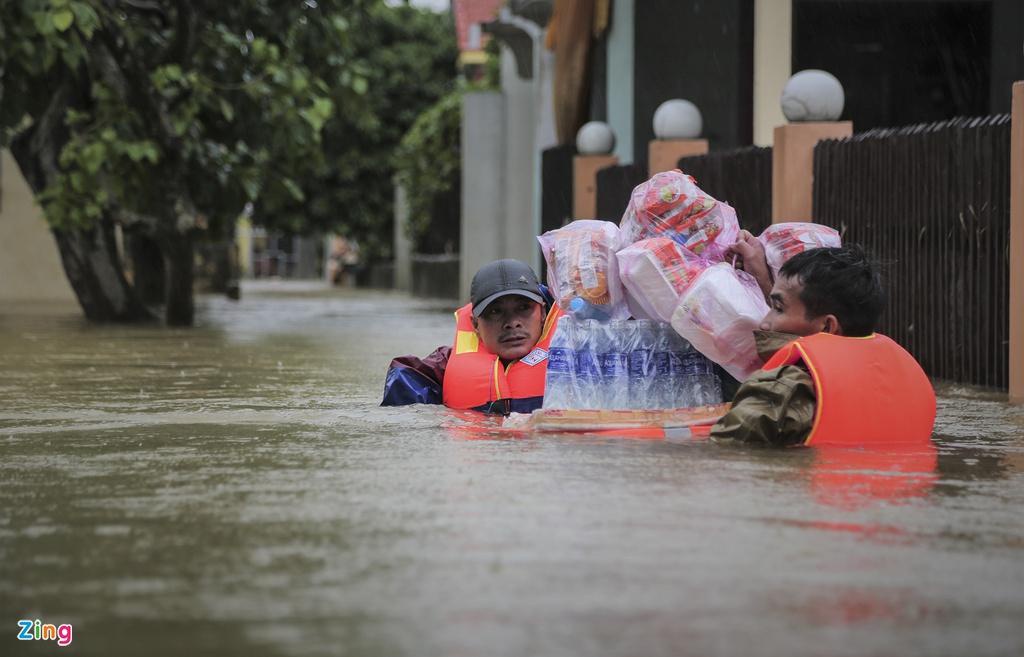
left=2, top=282, right=1022, bottom=657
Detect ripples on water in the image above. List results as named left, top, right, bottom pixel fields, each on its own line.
left=1, top=282, right=1022, bottom=657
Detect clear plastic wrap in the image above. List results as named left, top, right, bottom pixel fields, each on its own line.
left=618, top=169, right=740, bottom=262
left=538, top=220, right=628, bottom=320
left=600, top=320, right=631, bottom=409
left=669, top=263, right=770, bottom=382
left=543, top=315, right=722, bottom=410
left=759, top=222, right=842, bottom=279
left=617, top=237, right=710, bottom=322
left=543, top=316, right=577, bottom=410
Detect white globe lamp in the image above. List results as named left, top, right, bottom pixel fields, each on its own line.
left=781, top=70, right=845, bottom=122
left=575, top=121, right=616, bottom=155
left=652, top=99, right=703, bottom=139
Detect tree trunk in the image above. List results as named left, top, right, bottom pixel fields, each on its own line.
left=204, top=240, right=232, bottom=293
left=163, top=232, right=195, bottom=326
left=8, top=95, right=154, bottom=323
left=127, top=232, right=166, bottom=306
left=51, top=222, right=154, bottom=322
left=213, top=240, right=242, bottom=301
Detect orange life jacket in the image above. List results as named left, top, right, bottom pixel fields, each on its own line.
left=761, top=332, right=936, bottom=447
left=442, top=303, right=565, bottom=413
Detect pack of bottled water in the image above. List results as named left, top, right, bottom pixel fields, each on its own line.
left=543, top=315, right=722, bottom=410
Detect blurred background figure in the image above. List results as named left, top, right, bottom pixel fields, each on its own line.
left=329, top=236, right=362, bottom=287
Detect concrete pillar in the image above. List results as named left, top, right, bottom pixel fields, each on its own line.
left=753, top=0, right=791, bottom=147
left=606, top=0, right=634, bottom=162
left=501, top=46, right=540, bottom=271
left=1010, top=81, right=1024, bottom=404
left=460, top=91, right=506, bottom=300
left=532, top=38, right=558, bottom=273
left=393, top=183, right=411, bottom=291
left=771, top=121, right=853, bottom=223
left=573, top=155, right=618, bottom=219
left=648, top=139, right=709, bottom=175
left=235, top=216, right=253, bottom=278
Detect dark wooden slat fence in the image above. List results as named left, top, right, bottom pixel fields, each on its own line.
left=814, top=116, right=1012, bottom=389
left=678, top=146, right=773, bottom=235
left=595, top=163, right=649, bottom=222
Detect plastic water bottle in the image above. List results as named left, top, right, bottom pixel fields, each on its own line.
left=665, top=329, right=685, bottom=408
left=544, top=316, right=576, bottom=409
left=628, top=319, right=654, bottom=409
left=651, top=322, right=672, bottom=409
left=574, top=319, right=602, bottom=409
left=568, top=297, right=611, bottom=322
left=680, top=346, right=723, bottom=406
left=700, top=365, right=724, bottom=406
left=601, top=320, right=630, bottom=409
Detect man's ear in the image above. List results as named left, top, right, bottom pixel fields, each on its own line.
left=821, top=314, right=843, bottom=335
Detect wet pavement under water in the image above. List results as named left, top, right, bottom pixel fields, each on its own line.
left=1, top=281, right=1023, bottom=657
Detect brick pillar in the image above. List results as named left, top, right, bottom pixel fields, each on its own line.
left=771, top=121, right=853, bottom=223
left=648, top=139, right=709, bottom=175
left=573, top=155, right=618, bottom=219
left=1010, top=82, right=1024, bottom=403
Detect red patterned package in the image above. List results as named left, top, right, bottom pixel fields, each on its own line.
left=619, top=169, right=739, bottom=262
left=758, top=222, right=842, bottom=278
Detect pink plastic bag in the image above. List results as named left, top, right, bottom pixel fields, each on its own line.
left=619, top=169, right=740, bottom=262
left=537, top=220, right=628, bottom=319
left=759, top=222, right=842, bottom=278
left=669, top=263, right=769, bottom=381
left=617, top=237, right=710, bottom=323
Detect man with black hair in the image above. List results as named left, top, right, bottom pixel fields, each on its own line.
left=711, top=245, right=935, bottom=447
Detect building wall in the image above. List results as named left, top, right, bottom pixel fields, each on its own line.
left=606, top=0, right=635, bottom=162
left=632, top=0, right=755, bottom=160
left=501, top=47, right=541, bottom=273
left=792, top=0, right=1023, bottom=130
left=988, top=0, right=1024, bottom=114
left=460, top=91, right=506, bottom=299
left=753, top=0, right=791, bottom=146
left=0, top=150, right=76, bottom=303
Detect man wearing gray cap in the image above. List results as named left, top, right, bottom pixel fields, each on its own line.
left=382, top=259, right=564, bottom=414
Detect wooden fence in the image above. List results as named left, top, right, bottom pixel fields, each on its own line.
left=678, top=146, right=773, bottom=235
left=595, top=163, right=648, bottom=221
left=814, top=116, right=1012, bottom=389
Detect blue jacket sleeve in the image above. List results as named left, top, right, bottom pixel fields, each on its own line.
left=381, top=346, right=450, bottom=406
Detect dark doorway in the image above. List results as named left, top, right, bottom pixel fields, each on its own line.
left=633, top=0, right=754, bottom=159
left=793, top=1, right=992, bottom=130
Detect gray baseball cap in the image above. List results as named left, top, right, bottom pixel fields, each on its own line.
left=470, top=259, right=544, bottom=316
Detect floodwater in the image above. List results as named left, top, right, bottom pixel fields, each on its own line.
left=2, top=282, right=1023, bottom=657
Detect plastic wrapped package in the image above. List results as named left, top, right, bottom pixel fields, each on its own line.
left=543, top=316, right=577, bottom=409
left=668, top=334, right=723, bottom=408
left=574, top=319, right=603, bottom=409
left=624, top=292, right=654, bottom=321
left=670, top=263, right=770, bottom=382
left=618, top=169, right=740, bottom=262
left=626, top=319, right=655, bottom=409
left=759, top=222, right=842, bottom=278
left=600, top=320, right=631, bottom=409
left=538, top=220, right=628, bottom=320
left=617, top=237, right=709, bottom=322
left=543, top=315, right=722, bottom=410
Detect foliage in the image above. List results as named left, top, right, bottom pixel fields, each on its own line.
left=255, top=3, right=458, bottom=259
left=393, top=89, right=462, bottom=250
left=0, top=0, right=370, bottom=240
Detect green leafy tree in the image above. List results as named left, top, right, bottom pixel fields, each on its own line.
left=0, top=0, right=370, bottom=325
left=257, top=3, right=457, bottom=261
left=394, top=89, right=461, bottom=253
